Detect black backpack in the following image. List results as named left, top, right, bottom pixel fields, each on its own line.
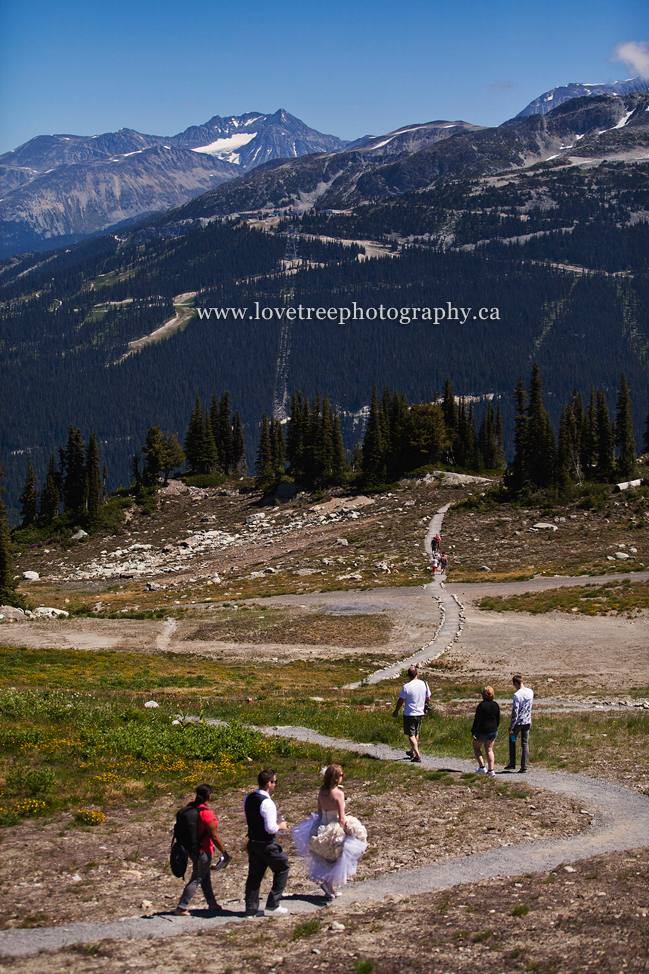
left=170, top=802, right=208, bottom=878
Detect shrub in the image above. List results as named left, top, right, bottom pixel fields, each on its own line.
left=291, top=917, right=320, bottom=941
left=75, top=810, right=105, bottom=826
left=512, top=903, right=529, bottom=916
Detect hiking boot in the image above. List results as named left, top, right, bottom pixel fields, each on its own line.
left=503, top=764, right=516, bottom=770
left=266, top=906, right=289, bottom=916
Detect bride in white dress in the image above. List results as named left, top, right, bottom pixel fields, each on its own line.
left=291, top=764, right=368, bottom=899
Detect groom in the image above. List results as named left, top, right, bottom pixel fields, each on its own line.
left=243, top=768, right=290, bottom=917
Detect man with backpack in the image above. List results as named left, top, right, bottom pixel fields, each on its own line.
left=174, top=783, right=230, bottom=916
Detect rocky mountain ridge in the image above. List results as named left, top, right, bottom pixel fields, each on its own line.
left=0, top=110, right=349, bottom=257
left=156, top=92, right=649, bottom=222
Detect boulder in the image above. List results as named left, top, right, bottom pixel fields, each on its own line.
left=0, top=606, right=25, bottom=621
left=22, top=571, right=40, bottom=581
left=615, top=552, right=630, bottom=560
left=144, top=700, right=159, bottom=709
left=533, top=523, right=558, bottom=532
left=614, top=479, right=643, bottom=492
left=71, top=530, right=89, bottom=540
left=33, top=606, right=69, bottom=618
left=145, top=581, right=162, bottom=590
left=335, top=538, right=349, bottom=547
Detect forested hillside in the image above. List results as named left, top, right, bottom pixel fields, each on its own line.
left=1, top=130, right=648, bottom=522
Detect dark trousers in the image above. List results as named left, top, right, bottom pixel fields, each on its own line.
left=177, top=850, right=216, bottom=909
left=244, top=840, right=289, bottom=914
left=509, top=724, right=531, bottom=770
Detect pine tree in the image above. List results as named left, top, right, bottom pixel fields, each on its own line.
left=615, top=374, right=637, bottom=480
left=581, top=386, right=598, bottom=477
left=505, top=378, right=528, bottom=492
left=526, top=363, right=555, bottom=488
left=271, top=418, right=286, bottom=478
left=39, top=454, right=61, bottom=524
left=143, top=426, right=166, bottom=488
left=218, top=392, right=233, bottom=474
left=184, top=396, right=205, bottom=474
left=61, top=426, right=87, bottom=515
left=596, top=390, right=615, bottom=482
left=161, top=433, right=185, bottom=484
left=286, top=391, right=304, bottom=476
left=86, top=431, right=103, bottom=523
left=255, top=413, right=275, bottom=490
left=19, top=460, right=39, bottom=528
left=231, top=412, right=246, bottom=473
left=332, top=409, right=348, bottom=482
left=0, top=463, right=23, bottom=608
left=361, top=385, right=386, bottom=488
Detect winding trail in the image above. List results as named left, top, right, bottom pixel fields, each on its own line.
left=346, top=505, right=463, bottom=687
left=2, top=505, right=648, bottom=958
left=2, top=729, right=647, bottom=958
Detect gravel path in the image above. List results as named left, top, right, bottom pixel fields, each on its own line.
left=2, top=726, right=648, bottom=958
left=345, top=505, right=462, bottom=687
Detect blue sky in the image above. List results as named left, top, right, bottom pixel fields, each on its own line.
left=0, top=0, right=646, bottom=154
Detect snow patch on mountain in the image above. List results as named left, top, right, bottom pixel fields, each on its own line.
left=192, top=132, right=257, bottom=158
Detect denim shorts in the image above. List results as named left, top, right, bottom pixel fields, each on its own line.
left=474, top=731, right=498, bottom=743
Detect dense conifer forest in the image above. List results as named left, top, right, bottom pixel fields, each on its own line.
left=1, top=157, right=648, bottom=522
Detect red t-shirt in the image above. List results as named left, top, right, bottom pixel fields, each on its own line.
left=197, top=806, right=218, bottom=854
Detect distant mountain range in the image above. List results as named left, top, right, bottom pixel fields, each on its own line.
left=516, top=76, right=649, bottom=116
left=0, top=110, right=348, bottom=256
left=157, top=92, right=649, bottom=223
left=1, top=79, right=648, bottom=257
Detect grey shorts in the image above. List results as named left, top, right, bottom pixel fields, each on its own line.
left=403, top=715, right=423, bottom=738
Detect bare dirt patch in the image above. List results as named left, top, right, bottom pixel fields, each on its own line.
left=184, top=608, right=394, bottom=647
left=3, top=848, right=647, bottom=973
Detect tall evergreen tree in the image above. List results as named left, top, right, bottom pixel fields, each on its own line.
left=596, top=390, right=615, bottom=482
left=19, top=460, right=39, bottom=528
left=161, top=433, right=186, bottom=484
left=61, top=426, right=87, bottom=515
left=615, top=373, right=637, bottom=480
left=39, top=454, right=61, bottom=524
left=255, top=413, right=275, bottom=490
left=505, top=378, right=528, bottom=492
left=0, top=463, right=22, bottom=608
left=526, top=363, right=555, bottom=488
left=231, top=411, right=246, bottom=473
left=218, top=392, right=234, bottom=474
left=361, top=385, right=386, bottom=488
left=86, top=431, right=103, bottom=523
left=143, top=426, right=166, bottom=488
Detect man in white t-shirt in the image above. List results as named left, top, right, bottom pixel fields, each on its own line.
left=504, top=674, right=534, bottom=773
left=393, top=666, right=431, bottom=763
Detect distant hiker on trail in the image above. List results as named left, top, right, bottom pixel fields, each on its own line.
left=471, top=686, right=500, bottom=776
left=174, top=783, right=230, bottom=916
left=243, top=768, right=290, bottom=917
left=432, top=534, right=441, bottom=552
left=393, top=665, right=431, bottom=763
left=441, top=553, right=448, bottom=573
left=504, top=675, right=534, bottom=773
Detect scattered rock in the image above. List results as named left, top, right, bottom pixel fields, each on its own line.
left=71, top=530, right=89, bottom=541
left=615, top=552, right=630, bottom=560
left=264, top=567, right=278, bottom=574
left=329, top=921, right=345, bottom=932
left=479, top=566, right=492, bottom=572
left=145, top=581, right=162, bottom=591
left=533, top=523, right=558, bottom=532
left=336, top=538, right=349, bottom=547
left=33, top=606, right=69, bottom=619
left=144, top=701, right=159, bottom=709
left=22, top=571, right=40, bottom=581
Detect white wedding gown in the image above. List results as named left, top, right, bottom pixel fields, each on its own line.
left=292, top=806, right=368, bottom=888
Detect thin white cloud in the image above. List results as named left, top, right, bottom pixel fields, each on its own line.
left=612, top=41, right=649, bottom=79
